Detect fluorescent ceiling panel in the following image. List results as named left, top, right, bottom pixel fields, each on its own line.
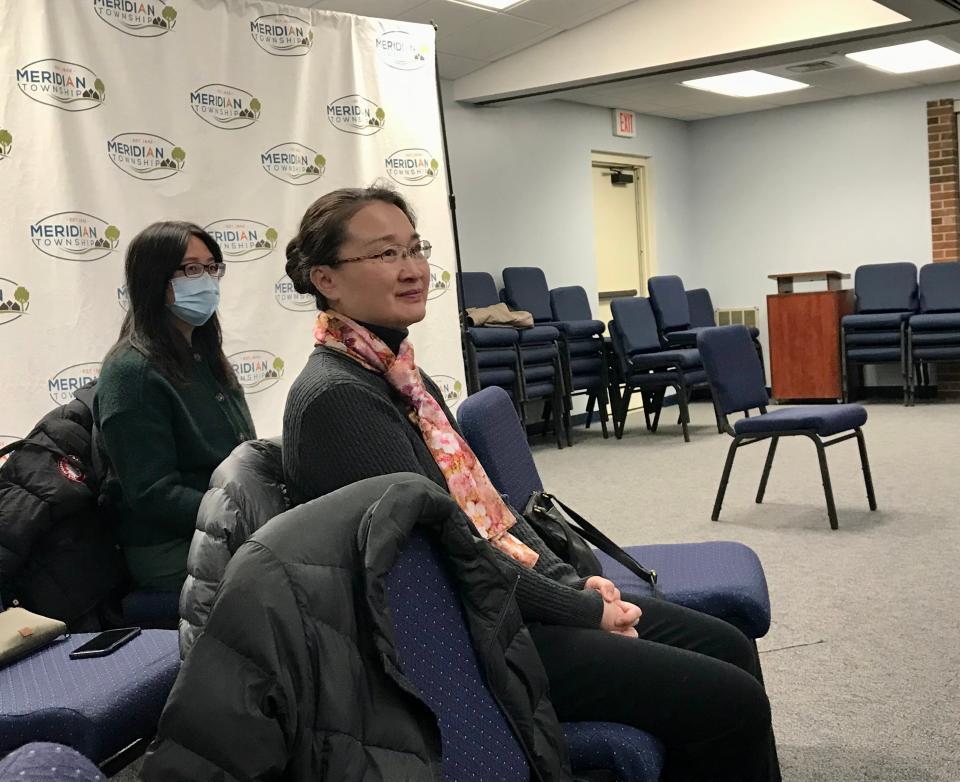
left=845, top=40, right=960, bottom=74
left=682, top=70, right=809, bottom=98
left=447, top=0, right=529, bottom=10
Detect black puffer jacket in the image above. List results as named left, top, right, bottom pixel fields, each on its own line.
left=0, top=389, right=125, bottom=629
left=178, top=438, right=288, bottom=658
left=142, top=474, right=573, bottom=782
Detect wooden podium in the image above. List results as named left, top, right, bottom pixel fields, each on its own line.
left=767, top=271, right=854, bottom=401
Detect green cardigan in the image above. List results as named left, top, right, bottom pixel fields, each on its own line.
left=94, top=345, right=254, bottom=586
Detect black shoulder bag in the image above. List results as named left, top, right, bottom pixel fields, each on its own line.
left=523, top=491, right=662, bottom=597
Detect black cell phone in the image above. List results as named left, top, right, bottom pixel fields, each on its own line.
left=69, top=627, right=141, bottom=659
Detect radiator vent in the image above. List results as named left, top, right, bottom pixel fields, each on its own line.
left=715, top=307, right=759, bottom=328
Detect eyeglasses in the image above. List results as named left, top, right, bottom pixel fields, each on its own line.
left=173, top=261, right=227, bottom=279
left=337, top=239, right=432, bottom=266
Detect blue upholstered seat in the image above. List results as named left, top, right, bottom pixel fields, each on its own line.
left=563, top=722, right=664, bottom=782
left=0, top=630, right=180, bottom=762
left=699, top=326, right=876, bottom=530
left=627, top=348, right=702, bottom=370
left=910, top=312, right=960, bottom=331
left=686, top=288, right=716, bottom=328
left=661, top=326, right=714, bottom=348
left=910, top=330, right=960, bottom=344
left=907, top=263, right=960, bottom=401
left=502, top=267, right=555, bottom=322
left=842, top=312, right=911, bottom=330
left=733, top=404, right=867, bottom=437
left=476, top=347, right=519, bottom=367
left=557, top=319, right=605, bottom=338
left=456, top=385, right=773, bottom=642
left=647, top=275, right=691, bottom=335
left=0, top=742, right=103, bottom=781
left=466, top=326, right=519, bottom=347
left=519, top=324, right=561, bottom=344
left=596, top=541, right=771, bottom=639
left=843, top=331, right=902, bottom=346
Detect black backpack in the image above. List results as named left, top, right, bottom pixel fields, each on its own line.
left=0, top=382, right=127, bottom=630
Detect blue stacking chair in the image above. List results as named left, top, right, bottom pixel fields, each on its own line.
left=608, top=297, right=709, bottom=442
left=457, top=386, right=772, bottom=641
left=699, top=326, right=877, bottom=530
left=550, top=285, right=610, bottom=439
left=459, top=272, right=523, bottom=412
left=908, top=262, right=960, bottom=402
left=841, top=262, right=918, bottom=405
left=0, top=628, right=180, bottom=773
left=0, top=743, right=103, bottom=781
left=686, top=288, right=717, bottom=328
left=386, top=525, right=664, bottom=782
left=647, top=276, right=715, bottom=348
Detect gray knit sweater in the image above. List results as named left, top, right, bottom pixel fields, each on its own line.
left=282, top=342, right=604, bottom=629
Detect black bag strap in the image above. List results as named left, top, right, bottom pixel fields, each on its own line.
left=535, top=492, right=661, bottom=594
left=0, top=437, right=82, bottom=465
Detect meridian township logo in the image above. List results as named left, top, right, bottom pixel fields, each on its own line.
left=250, top=14, right=313, bottom=56
left=93, top=0, right=178, bottom=37
left=376, top=30, right=430, bottom=70
left=48, top=362, right=101, bottom=406
left=190, top=84, right=261, bottom=129
left=327, top=95, right=385, bottom=136
left=0, top=128, right=11, bottom=161
left=117, top=284, right=129, bottom=310
left=31, top=213, right=120, bottom=262
left=229, top=350, right=285, bottom=394
left=204, top=220, right=277, bottom=262
left=108, top=133, right=185, bottom=179
left=274, top=274, right=315, bottom=311
left=261, top=143, right=325, bottom=185
left=16, top=59, right=104, bottom=111
left=0, top=278, right=30, bottom=325
left=428, top=265, right=453, bottom=300
left=432, top=374, right=465, bottom=406
left=386, top=149, right=440, bottom=187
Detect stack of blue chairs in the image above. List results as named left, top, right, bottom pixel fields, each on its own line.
left=608, top=297, right=710, bottom=442
left=841, top=262, right=917, bottom=405
left=907, top=261, right=960, bottom=402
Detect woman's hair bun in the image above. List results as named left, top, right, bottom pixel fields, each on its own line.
left=285, top=237, right=315, bottom=294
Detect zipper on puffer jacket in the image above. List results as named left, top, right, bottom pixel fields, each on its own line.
left=485, top=575, right=549, bottom=782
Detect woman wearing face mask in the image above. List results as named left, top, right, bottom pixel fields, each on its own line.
left=94, top=221, right=254, bottom=592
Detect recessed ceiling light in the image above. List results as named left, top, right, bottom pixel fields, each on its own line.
left=845, top=40, right=960, bottom=74
left=681, top=70, right=809, bottom=98
left=446, top=0, right=530, bottom=10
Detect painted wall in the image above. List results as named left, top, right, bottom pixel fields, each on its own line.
left=441, top=83, right=695, bottom=316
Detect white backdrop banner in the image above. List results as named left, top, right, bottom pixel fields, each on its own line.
left=0, top=0, right=465, bottom=450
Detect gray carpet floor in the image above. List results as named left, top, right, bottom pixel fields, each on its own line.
left=530, top=399, right=960, bottom=782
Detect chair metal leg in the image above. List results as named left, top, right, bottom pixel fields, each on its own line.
left=840, top=330, right=849, bottom=403
left=642, top=391, right=653, bottom=431
left=585, top=393, right=595, bottom=429
left=597, top=386, right=610, bottom=439
left=676, top=384, right=691, bottom=442
left=650, top=389, right=664, bottom=432
left=615, top=387, right=632, bottom=439
left=810, top=435, right=839, bottom=530
left=756, top=436, right=779, bottom=503
left=855, top=428, right=877, bottom=511
left=712, top=438, right=740, bottom=521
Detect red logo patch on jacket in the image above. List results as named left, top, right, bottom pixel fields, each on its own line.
left=58, top=456, right=85, bottom=484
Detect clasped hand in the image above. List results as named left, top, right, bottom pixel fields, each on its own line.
left=584, top=576, right=641, bottom=638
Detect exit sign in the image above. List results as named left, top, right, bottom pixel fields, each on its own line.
left=612, top=108, right=635, bottom=138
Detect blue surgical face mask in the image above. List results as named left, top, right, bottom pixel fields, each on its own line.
left=167, top=274, right=220, bottom=326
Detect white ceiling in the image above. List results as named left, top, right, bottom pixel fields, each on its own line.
left=288, top=0, right=960, bottom=120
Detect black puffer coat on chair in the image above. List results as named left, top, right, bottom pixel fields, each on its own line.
left=143, top=474, right=573, bottom=782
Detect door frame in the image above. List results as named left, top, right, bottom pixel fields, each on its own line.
left=590, top=151, right=655, bottom=296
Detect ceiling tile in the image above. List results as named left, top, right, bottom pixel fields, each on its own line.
left=904, top=63, right=960, bottom=85
left=400, top=0, right=494, bottom=36
left=437, top=51, right=488, bottom=79
left=503, top=0, right=631, bottom=29
left=436, top=12, right=550, bottom=61
left=309, top=0, right=425, bottom=16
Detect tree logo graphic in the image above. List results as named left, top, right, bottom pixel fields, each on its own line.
left=428, top=265, right=453, bottom=300
left=30, top=212, right=120, bottom=262
left=203, top=220, right=278, bottom=262
left=0, top=277, right=31, bottom=325
left=433, top=375, right=465, bottom=406
left=107, top=133, right=185, bottom=180
left=190, top=84, right=261, bottom=130
left=386, top=148, right=440, bottom=187
left=327, top=95, right=385, bottom=136
left=16, top=59, right=105, bottom=112
left=376, top=30, right=430, bottom=71
left=261, top=142, right=326, bottom=185
left=251, top=14, right=314, bottom=56
left=94, top=0, right=178, bottom=37
left=228, top=351, right=286, bottom=393
left=0, top=128, right=12, bottom=160
left=274, top=274, right=316, bottom=311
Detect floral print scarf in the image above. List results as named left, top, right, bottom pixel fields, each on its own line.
left=314, top=310, right=538, bottom=567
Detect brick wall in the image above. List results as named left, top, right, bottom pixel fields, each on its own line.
left=927, top=99, right=960, bottom=396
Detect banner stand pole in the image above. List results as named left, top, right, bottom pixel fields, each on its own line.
left=432, top=23, right=465, bottom=319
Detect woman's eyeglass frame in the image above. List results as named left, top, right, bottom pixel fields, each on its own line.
left=172, top=261, right=228, bottom=279
left=336, top=239, right=432, bottom=266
